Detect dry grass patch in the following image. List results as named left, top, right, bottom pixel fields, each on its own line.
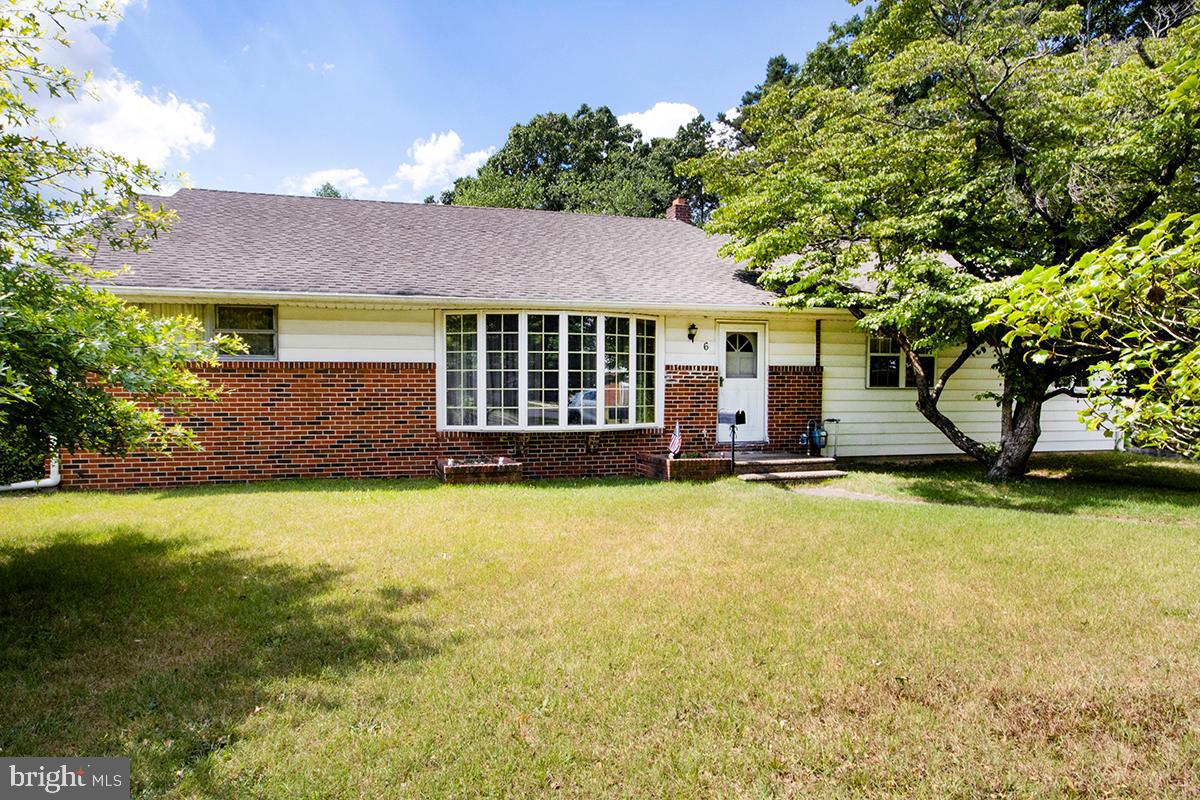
left=1, top=454, right=1198, bottom=797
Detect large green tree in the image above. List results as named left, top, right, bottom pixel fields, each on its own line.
left=986, top=44, right=1200, bottom=458
left=441, top=105, right=715, bottom=221
left=685, top=0, right=1200, bottom=479
left=0, top=1, right=235, bottom=483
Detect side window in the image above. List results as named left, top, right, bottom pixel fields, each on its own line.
left=215, top=306, right=276, bottom=358
left=867, top=336, right=934, bottom=388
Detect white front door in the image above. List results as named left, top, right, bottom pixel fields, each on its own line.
left=717, top=323, right=766, bottom=443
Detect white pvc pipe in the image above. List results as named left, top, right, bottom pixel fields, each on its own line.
left=0, top=455, right=61, bottom=492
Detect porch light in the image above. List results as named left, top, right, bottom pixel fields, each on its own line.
left=687, top=323, right=698, bottom=342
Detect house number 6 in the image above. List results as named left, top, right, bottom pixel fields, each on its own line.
left=702, top=342, right=709, bottom=351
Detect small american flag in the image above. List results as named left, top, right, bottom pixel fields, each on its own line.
left=668, top=421, right=682, bottom=458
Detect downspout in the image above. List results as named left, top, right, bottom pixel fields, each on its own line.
left=0, top=451, right=61, bottom=493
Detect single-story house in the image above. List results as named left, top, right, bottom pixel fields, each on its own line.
left=60, top=189, right=1109, bottom=489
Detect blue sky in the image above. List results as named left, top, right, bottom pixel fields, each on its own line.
left=62, top=0, right=855, bottom=201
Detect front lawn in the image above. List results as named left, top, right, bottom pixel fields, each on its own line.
left=2, top=453, right=1198, bottom=798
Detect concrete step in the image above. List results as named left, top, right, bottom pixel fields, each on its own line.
left=739, top=469, right=848, bottom=483
left=734, top=456, right=838, bottom=474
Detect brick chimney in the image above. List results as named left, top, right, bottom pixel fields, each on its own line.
left=665, top=196, right=692, bottom=223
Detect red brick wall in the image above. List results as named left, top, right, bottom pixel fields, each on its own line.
left=59, top=362, right=749, bottom=490
left=663, top=364, right=719, bottom=454
left=767, top=365, right=825, bottom=450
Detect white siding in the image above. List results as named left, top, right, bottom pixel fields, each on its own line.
left=821, top=315, right=1111, bottom=457
left=661, top=313, right=815, bottom=368
left=663, top=315, right=720, bottom=367
left=1038, top=395, right=1119, bottom=451
left=767, top=314, right=817, bottom=366
left=276, top=306, right=436, bottom=362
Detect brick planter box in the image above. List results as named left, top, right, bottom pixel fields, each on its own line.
left=636, top=452, right=732, bottom=481
left=435, top=457, right=524, bottom=484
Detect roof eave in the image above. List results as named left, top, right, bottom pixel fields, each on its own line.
left=105, top=285, right=836, bottom=316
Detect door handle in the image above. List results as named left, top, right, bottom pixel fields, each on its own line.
left=719, top=376, right=724, bottom=387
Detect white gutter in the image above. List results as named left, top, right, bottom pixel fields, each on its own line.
left=104, top=285, right=837, bottom=316
left=0, top=454, right=60, bottom=492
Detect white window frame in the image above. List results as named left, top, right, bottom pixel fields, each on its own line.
left=865, top=336, right=935, bottom=389
left=214, top=304, right=278, bottom=361
left=436, top=310, right=665, bottom=432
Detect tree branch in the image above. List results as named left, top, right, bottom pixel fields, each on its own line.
left=1071, top=136, right=1196, bottom=260
left=894, top=331, right=993, bottom=465
left=930, top=336, right=980, bottom=404
left=1044, top=386, right=1089, bottom=400
left=968, top=89, right=1071, bottom=260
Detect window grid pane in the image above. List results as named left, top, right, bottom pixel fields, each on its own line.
left=868, top=336, right=895, bottom=355
left=215, top=305, right=277, bottom=358
left=217, top=306, right=274, bottom=331
left=444, top=314, right=478, bottom=426
left=868, top=355, right=901, bottom=387
left=485, top=313, right=519, bottom=426
left=636, top=319, right=656, bottom=424
left=604, top=316, right=630, bottom=424
left=725, top=332, right=757, bottom=378
left=527, top=314, right=560, bottom=426
left=567, top=315, right=597, bottom=426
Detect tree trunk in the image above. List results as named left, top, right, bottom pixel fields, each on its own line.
left=999, top=391, right=1013, bottom=441
left=985, top=394, right=1044, bottom=481
left=906, top=340, right=1053, bottom=481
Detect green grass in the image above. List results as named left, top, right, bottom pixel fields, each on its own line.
left=1, top=453, right=1199, bottom=798
left=834, top=451, right=1200, bottom=526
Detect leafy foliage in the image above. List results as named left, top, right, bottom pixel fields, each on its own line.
left=312, top=181, right=347, bottom=199
left=684, top=1, right=1200, bottom=478
left=0, top=1, right=236, bottom=482
left=987, top=213, right=1200, bottom=456
left=442, top=105, right=716, bottom=221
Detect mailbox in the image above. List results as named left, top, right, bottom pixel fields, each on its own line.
left=719, top=409, right=747, bottom=471
left=718, top=409, right=747, bottom=426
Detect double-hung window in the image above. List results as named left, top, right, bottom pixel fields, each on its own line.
left=215, top=305, right=277, bottom=359
left=440, top=312, right=660, bottom=429
left=867, top=336, right=935, bottom=388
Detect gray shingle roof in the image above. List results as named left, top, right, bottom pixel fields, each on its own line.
left=93, top=188, right=775, bottom=308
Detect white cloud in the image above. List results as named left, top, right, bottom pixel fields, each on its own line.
left=618, top=101, right=700, bottom=141
left=709, top=105, right=742, bottom=149
left=40, top=8, right=214, bottom=170
left=283, top=130, right=493, bottom=202
left=306, top=61, right=335, bottom=73
left=54, top=78, right=214, bottom=168
left=387, top=131, right=492, bottom=197
left=281, top=168, right=371, bottom=196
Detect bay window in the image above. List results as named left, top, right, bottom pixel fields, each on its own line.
left=603, top=316, right=630, bottom=424
left=527, top=314, right=560, bottom=426
left=567, top=315, right=598, bottom=425
left=441, top=311, right=660, bottom=429
left=485, top=313, right=519, bottom=425
left=445, top=313, right=478, bottom=425
left=635, top=319, right=656, bottom=424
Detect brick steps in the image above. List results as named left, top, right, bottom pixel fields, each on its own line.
left=732, top=455, right=838, bottom=474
